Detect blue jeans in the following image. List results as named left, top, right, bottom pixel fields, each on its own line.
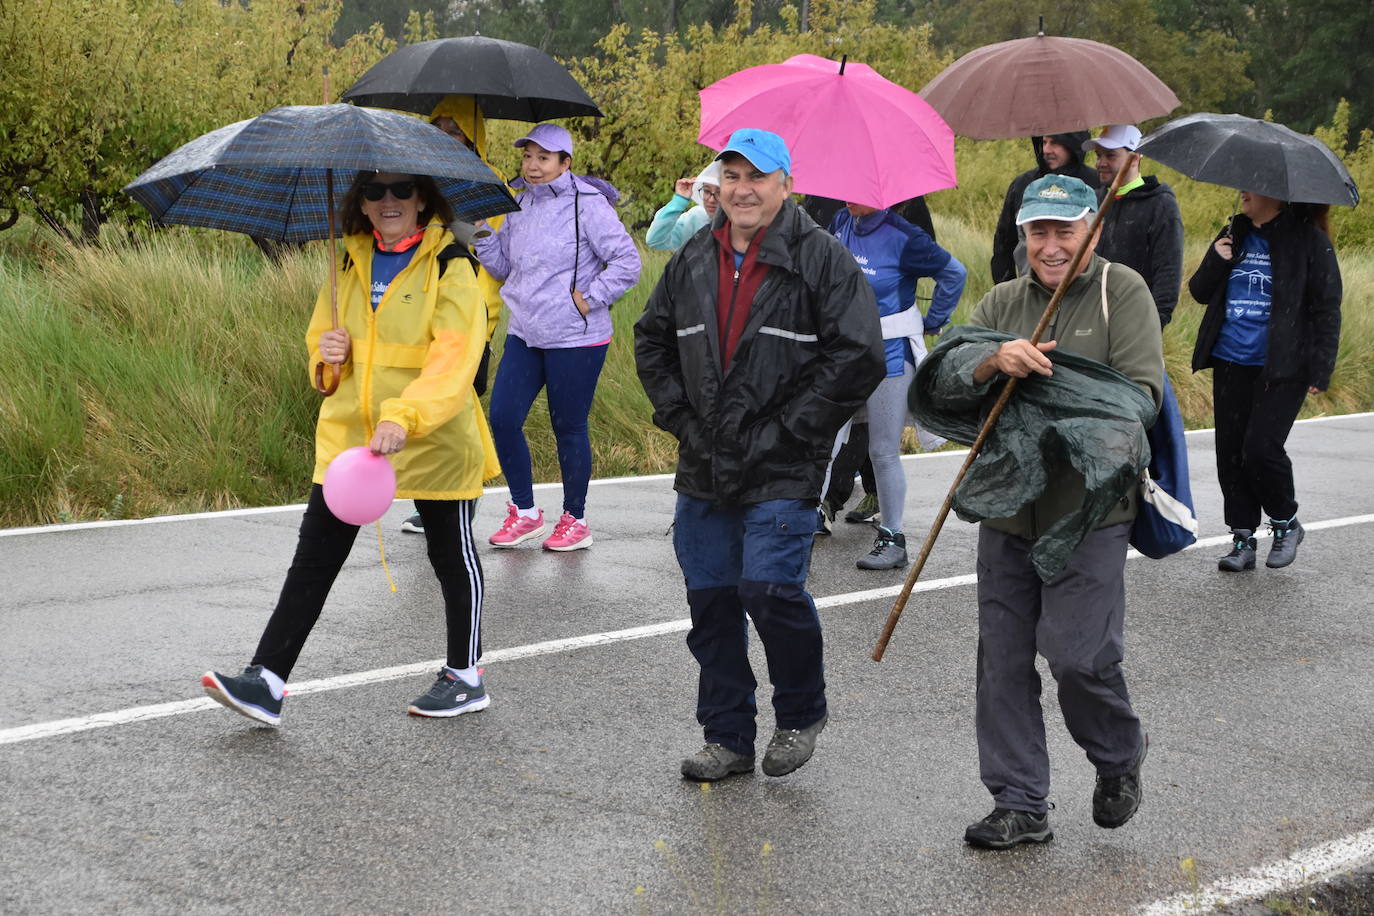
left=672, top=494, right=827, bottom=755
left=488, top=334, right=608, bottom=518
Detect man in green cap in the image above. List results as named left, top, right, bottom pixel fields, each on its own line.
left=931, top=174, right=1164, bottom=850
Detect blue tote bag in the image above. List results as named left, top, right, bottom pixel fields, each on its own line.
left=1131, top=373, right=1198, bottom=558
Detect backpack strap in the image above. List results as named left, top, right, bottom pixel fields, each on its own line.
left=436, top=240, right=479, bottom=278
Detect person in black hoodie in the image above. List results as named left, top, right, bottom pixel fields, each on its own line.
left=1188, top=193, right=1342, bottom=572
left=1084, top=125, right=1184, bottom=327
left=990, top=132, right=1100, bottom=283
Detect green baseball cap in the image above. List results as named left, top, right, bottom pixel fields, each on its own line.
left=1015, top=174, right=1098, bottom=225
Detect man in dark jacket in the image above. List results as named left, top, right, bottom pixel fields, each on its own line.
left=635, top=129, right=885, bottom=782
left=990, top=132, right=1101, bottom=282
left=1085, top=125, right=1185, bottom=326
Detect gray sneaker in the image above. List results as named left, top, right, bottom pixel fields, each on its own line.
left=1217, top=529, right=1256, bottom=571
left=400, top=513, right=424, bottom=534
left=407, top=670, right=490, bottom=718
left=762, top=714, right=827, bottom=777
left=844, top=493, right=880, bottom=524
left=1265, top=517, right=1305, bottom=568
left=857, top=527, right=907, bottom=570
left=815, top=501, right=835, bottom=536
left=681, top=743, right=755, bottom=781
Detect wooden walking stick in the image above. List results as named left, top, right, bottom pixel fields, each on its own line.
left=314, top=66, right=342, bottom=396
left=871, top=154, right=1140, bottom=662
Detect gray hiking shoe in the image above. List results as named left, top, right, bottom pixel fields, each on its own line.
left=1217, top=529, right=1256, bottom=571
left=1093, top=732, right=1148, bottom=829
left=681, top=743, right=755, bottom=781
left=762, top=714, right=827, bottom=777
left=407, top=669, right=490, bottom=718
left=1265, top=517, right=1305, bottom=568
left=964, top=808, right=1053, bottom=849
left=857, top=527, right=907, bottom=570
left=844, top=493, right=880, bottom=524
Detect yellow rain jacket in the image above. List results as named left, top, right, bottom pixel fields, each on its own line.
left=306, top=223, right=500, bottom=499
left=432, top=95, right=508, bottom=342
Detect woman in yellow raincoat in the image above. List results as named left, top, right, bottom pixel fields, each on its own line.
left=201, top=169, right=501, bottom=726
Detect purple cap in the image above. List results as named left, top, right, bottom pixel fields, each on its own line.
left=514, top=123, right=574, bottom=156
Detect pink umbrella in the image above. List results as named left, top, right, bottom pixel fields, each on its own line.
left=698, top=54, right=957, bottom=209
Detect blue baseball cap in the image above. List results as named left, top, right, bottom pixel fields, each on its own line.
left=715, top=128, right=791, bottom=176
left=1015, top=174, right=1098, bottom=225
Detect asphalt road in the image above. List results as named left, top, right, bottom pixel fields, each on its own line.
left=3, top=414, right=1372, bottom=915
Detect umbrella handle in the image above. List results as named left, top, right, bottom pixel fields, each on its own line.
left=314, top=361, right=340, bottom=396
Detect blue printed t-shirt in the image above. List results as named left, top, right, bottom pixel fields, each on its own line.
left=1212, top=230, right=1272, bottom=365
left=830, top=208, right=954, bottom=377
left=369, top=247, right=417, bottom=310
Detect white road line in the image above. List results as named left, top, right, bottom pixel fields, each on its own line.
left=3, top=411, right=1370, bottom=538
left=1136, top=827, right=1374, bottom=915
left=4, top=511, right=1373, bottom=749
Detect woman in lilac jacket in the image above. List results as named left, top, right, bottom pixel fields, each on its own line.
left=473, top=123, right=641, bottom=552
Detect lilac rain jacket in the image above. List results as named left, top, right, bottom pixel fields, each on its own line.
left=474, top=170, right=641, bottom=349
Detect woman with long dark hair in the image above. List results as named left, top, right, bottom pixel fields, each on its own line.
left=1188, top=193, right=1342, bottom=571
left=201, top=170, right=500, bottom=724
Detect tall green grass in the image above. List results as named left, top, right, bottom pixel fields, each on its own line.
left=0, top=217, right=1370, bottom=527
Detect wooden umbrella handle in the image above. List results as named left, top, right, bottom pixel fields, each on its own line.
left=314, top=361, right=340, bottom=395
left=871, top=154, right=1140, bottom=662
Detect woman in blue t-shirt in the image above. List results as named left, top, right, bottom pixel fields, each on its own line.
left=1188, top=191, right=1343, bottom=572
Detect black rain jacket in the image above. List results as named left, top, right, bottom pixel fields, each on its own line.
left=1188, top=209, right=1343, bottom=390
left=1095, top=176, right=1185, bottom=326
left=634, top=200, right=885, bottom=505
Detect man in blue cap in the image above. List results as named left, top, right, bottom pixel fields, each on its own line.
left=924, top=174, right=1163, bottom=848
left=635, top=129, right=885, bottom=781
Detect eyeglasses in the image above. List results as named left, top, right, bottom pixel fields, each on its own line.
left=701, top=188, right=719, bottom=201
left=362, top=180, right=416, bottom=201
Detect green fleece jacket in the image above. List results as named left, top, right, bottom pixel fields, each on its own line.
left=963, top=255, right=1164, bottom=540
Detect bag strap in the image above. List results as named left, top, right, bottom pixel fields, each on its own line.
left=1100, top=260, right=1110, bottom=322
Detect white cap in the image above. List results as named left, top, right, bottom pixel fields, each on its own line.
left=1083, top=124, right=1142, bottom=152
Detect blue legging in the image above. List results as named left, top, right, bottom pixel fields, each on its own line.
left=488, top=333, right=608, bottom=518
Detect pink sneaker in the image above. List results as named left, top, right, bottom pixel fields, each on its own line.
left=489, top=503, right=546, bottom=547
left=542, top=513, right=593, bottom=551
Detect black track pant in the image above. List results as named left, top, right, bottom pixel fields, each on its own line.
left=1211, top=359, right=1307, bottom=531
left=251, top=485, right=483, bottom=679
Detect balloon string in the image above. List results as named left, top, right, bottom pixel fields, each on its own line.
left=375, top=520, right=397, bottom=593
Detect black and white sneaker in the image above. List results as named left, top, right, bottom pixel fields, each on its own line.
left=400, top=513, right=425, bottom=534
left=201, top=665, right=283, bottom=726
left=408, top=669, right=490, bottom=718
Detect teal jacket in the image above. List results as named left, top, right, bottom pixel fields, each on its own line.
left=646, top=195, right=710, bottom=251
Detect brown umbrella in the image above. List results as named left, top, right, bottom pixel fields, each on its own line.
left=919, top=31, right=1179, bottom=139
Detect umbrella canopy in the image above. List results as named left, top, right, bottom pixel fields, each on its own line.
left=124, top=104, right=518, bottom=243
left=919, top=34, right=1179, bottom=139
left=1136, top=113, right=1360, bottom=207
left=342, top=36, right=602, bottom=121
left=698, top=54, right=956, bottom=209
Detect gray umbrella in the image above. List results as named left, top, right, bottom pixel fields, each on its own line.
left=1137, top=113, right=1359, bottom=207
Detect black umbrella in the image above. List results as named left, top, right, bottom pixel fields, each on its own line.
left=1137, top=113, right=1360, bottom=207
left=342, top=36, right=602, bottom=122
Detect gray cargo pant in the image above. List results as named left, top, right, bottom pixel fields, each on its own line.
left=975, top=522, right=1143, bottom=814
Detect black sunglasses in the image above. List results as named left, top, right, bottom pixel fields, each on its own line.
left=362, top=180, right=417, bottom=202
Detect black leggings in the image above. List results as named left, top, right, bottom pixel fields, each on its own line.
left=1211, top=359, right=1307, bottom=531
left=251, top=485, right=483, bottom=679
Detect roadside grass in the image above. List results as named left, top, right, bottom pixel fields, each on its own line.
left=0, top=215, right=1369, bottom=526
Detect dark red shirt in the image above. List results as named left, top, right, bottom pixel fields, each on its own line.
left=713, top=222, right=772, bottom=370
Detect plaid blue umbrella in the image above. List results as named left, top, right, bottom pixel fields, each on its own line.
left=124, top=103, right=518, bottom=242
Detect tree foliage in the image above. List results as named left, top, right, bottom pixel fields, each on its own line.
left=559, top=0, right=950, bottom=227
left=0, top=0, right=392, bottom=233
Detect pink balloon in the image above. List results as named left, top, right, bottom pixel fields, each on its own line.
left=322, top=447, right=397, bottom=525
